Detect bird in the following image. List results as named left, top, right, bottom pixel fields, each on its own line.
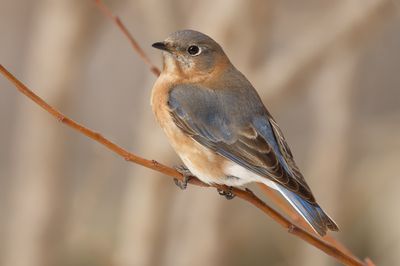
left=150, top=29, right=338, bottom=236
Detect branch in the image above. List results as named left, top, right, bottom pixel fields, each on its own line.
left=0, top=1, right=371, bottom=265
left=0, top=65, right=362, bottom=266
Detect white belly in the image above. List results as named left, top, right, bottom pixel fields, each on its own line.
left=223, top=161, right=279, bottom=189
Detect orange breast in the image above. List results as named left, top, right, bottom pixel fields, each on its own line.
left=150, top=73, right=226, bottom=184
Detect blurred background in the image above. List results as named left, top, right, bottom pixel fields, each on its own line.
left=1, top=0, right=399, bottom=265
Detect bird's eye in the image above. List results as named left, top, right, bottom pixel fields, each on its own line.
left=187, top=45, right=201, bottom=56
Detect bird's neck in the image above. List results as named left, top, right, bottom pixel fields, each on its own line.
left=161, top=54, right=232, bottom=85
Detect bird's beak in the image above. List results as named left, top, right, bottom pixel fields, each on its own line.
left=152, top=41, right=169, bottom=52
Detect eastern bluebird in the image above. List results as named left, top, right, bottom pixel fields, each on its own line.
left=151, top=29, right=338, bottom=236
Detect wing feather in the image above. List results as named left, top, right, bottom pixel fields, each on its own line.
left=169, top=84, right=315, bottom=202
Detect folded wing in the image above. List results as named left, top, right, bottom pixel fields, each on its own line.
left=168, top=84, right=315, bottom=202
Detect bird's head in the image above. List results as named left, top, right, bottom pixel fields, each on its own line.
left=152, top=30, right=230, bottom=79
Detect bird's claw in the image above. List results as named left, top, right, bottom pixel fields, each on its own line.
left=174, top=165, right=192, bottom=190
left=217, top=187, right=235, bottom=200
left=174, top=178, right=189, bottom=190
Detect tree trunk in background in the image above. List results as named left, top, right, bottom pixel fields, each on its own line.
left=255, top=0, right=393, bottom=102
left=300, top=48, right=358, bottom=266
left=113, top=97, right=175, bottom=266
left=162, top=189, right=224, bottom=266
left=113, top=1, right=178, bottom=265
left=299, top=2, right=395, bottom=264
left=2, top=1, right=95, bottom=266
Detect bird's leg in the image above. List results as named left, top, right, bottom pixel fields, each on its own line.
left=173, top=164, right=192, bottom=190
left=217, top=186, right=235, bottom=200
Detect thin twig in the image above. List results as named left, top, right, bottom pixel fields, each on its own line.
left=365, top=258, right=377, bottom=266
left=0, top=64, right=365, bottom=266
left=94, top=0, right=161, bottom=76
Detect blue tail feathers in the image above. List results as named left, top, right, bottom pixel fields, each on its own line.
left=277, top=186, right=339, bottom=236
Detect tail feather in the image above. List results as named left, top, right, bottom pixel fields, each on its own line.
left=277, top=186, right=339, bottom=236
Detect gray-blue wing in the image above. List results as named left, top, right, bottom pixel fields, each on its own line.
left=168, top=84, right=315, bottom=203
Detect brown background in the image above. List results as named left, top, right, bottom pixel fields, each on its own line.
left=1, top=0, right=400, bottom=265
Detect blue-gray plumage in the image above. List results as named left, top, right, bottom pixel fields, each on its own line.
left=151, top=29, right=338, bottom=236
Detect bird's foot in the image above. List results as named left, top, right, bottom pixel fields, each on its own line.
left=174, top=165, right=192, bottom=190
left=217, top=186, right=235, bottom=200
